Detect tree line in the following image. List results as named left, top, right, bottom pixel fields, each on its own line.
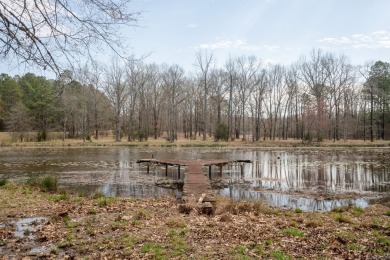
left=0, top=49, right=389, bottom=143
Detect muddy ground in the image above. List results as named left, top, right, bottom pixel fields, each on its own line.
left=1, top=183, right=390, bottom=259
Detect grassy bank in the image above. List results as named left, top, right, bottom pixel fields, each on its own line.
left=1, top=131, right=390, bottom=148
left=1, top=183, right=389, bottom=259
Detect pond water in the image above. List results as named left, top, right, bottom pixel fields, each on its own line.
left=0, top=147, right=389, bottom=211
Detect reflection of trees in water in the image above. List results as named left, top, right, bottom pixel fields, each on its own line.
left=218, top=188, right=369, bottom=211
left=71, top=184, right=174, bottom=198
left=101, top=184, right=173, bottom=198
left=241, top=151, right=390, bottom=193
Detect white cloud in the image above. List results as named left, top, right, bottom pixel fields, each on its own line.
left=196, top=39, right=280, bottom=52
left=188, top=24, right=198, bottom=29
left=319, top=31, right=390, bottom=49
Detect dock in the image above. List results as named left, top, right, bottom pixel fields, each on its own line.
left=136, top=158, right=252, bottom=213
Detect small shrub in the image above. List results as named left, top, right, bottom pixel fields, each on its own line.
left=303, top=132, right=312, bottom=143
left=40, top=176, right=58, bottom=192
left=0, top=178, right=7, bottom=186
left=384, top=210, right=390, bottom=216
left=214, top=123, right=229, bottom=141
left=294, top=208, right=304, bottom=213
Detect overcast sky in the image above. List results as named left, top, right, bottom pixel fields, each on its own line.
left=127, top=0, right=390, bottom=70
left=2, top=0, right=390, bottom=77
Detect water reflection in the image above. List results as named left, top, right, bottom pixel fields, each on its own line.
left=0, top=147, right=389, bottom=211
left=218, top=187, right=369, bottom=212
left=217, top=150, right=390, bottom=194
left=66, top=183, right=179, bottom=198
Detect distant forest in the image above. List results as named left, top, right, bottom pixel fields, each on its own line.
left=0, top=50, right=389, bottom=143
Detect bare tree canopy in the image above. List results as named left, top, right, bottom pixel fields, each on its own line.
left=0, top=0, right=139, bottom=75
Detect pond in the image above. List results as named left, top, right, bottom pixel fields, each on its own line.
left=0, top=147, right=389, bottom=211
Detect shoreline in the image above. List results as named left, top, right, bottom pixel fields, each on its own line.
left=1, top=184, right=389, bottom=259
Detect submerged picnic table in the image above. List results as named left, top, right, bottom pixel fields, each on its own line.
left=136, top=158, right=252, bottom=210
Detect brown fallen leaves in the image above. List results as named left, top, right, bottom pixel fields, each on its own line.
left=0, top=184, right=389, bottom=259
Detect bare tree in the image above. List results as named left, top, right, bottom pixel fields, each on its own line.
left=0, top=0, right=140, bottom=75
left=236, top=56, right=262, bottom=141
left=249, top=68, right=267, bottom=141
left=225, top=57, right=237, bottom=140
left=209, top=69, right=226, bottom=127
left=298, top=49, right=329, bottom=141
left=285, top=66, right=301, bottom=139
left=359, top=61, right=375, bottom=142
left=82, top=62, right=109, bottom=140
left=6, top=102, right=31, bottom=142
left=126, top=60, right=147, bottom=141
left=161, top=64, right=185, bottom=142
left=323, top=53, right=355, bottom=141
left=105, top=59, right=128, bottom=141
left=147, top=64, right=163, bottom=139
left=264, top=65, right=287, bottom=140
left=195, top=50, right=213, bottom=141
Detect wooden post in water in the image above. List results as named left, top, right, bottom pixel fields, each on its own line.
left=165, top=165, right=168, bottom=176
left=219, top=165, right=223, bottom=176
left=178, top=165, right=181, bottom=179
left=147, top=164, right=150, bottom=174
left=208, top=165, right=212, bottom=179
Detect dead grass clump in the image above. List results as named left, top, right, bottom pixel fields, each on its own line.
left=178, top=204, right=192, bottom=214
left=332, top=206, right=348, bottom=213
left=133, top=209, right=150, bottom=221
left=333, top=213, right=354, bottom=224
left=166, top=219, right=187, bottom=228
left=219, top=213, right=232, bottom=222
left=223, top=200, right=269, bottom=215
left=289, top=221, right=299, bottom=228
left=305, top=218, right=322, bottom=228
left=237, top=201, right=253, bottom=213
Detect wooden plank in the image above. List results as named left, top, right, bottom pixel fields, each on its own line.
left=198, top=193, right=206, bottom=203
left=203, top=196, right=216, bottom=202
